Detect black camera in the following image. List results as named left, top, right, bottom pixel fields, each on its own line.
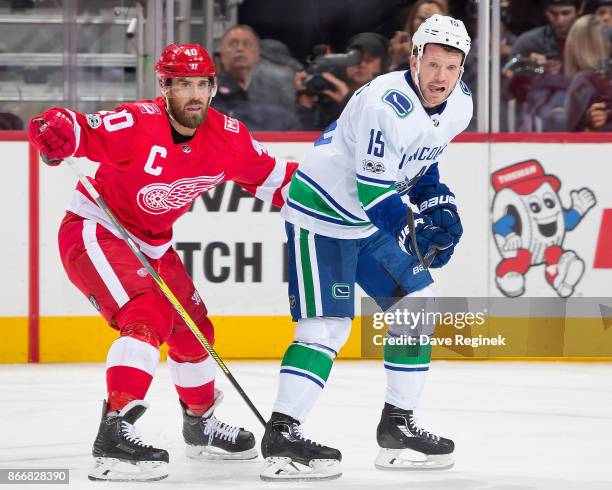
left=302, top=46, right=362, bottom=96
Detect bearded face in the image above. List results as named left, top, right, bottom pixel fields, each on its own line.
left=167, top=95, right=208, bottom=128
left=165, top=77, right=215, bottom=129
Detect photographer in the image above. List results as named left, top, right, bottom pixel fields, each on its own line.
left=295, top=33, right=389, bottom=130
left=564, top=14, right=612, bottom=131
left=511, top=0, right=583, bottom=75
left=502, top=0, right=584, bottom=131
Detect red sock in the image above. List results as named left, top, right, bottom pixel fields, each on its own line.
left=105, top=336, right=159, bottom=412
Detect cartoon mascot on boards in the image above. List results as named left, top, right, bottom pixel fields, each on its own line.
left=491, top=159, right=596, bottom=297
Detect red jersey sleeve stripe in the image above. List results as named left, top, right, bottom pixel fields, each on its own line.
left=272, top=161, right=298, bottom=207
left=254, top=158, right=292, bottom=204
left=64, top=108, right=82, bottom=156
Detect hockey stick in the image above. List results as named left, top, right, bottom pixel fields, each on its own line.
left=406, top=207, right=440, bottom=269
left=64, top=157, right=267, bottom=428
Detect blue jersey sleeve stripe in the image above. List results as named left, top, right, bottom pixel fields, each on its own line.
left=287, top=199, right=369, bottom=227
left=356, top=173, right=395, bottom=186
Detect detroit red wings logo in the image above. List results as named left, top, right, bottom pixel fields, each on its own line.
left=137, top=173, right=225, bottom=214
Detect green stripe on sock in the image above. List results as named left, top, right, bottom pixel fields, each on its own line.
left=281, top=343, right=333, bottom=381
left=384, top=340, right=432, bottom=365
left=299, top=228, right=316, bottom=317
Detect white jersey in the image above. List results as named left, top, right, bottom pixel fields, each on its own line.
left=281, top=70, right=472, bottom=239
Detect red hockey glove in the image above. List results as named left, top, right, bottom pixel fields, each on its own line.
left=28, top=110, right=76, bottom=165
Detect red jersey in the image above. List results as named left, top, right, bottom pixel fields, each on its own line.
left=59, top=98, right=297, bottom=258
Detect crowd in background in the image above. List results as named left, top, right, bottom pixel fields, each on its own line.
left=1, top=0, right=611, bottom=132
left=211, top=0, right=612, bottom=132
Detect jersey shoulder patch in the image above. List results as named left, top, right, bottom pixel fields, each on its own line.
left=381, top=89, right=414, bottom=118
left=459, top=80, right=472, bottom=97
left=223, top=114, right=240, bottom=133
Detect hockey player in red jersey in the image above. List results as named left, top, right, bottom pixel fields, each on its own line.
left=28, top=43, right=297, bottom=482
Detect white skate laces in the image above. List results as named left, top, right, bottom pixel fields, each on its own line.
left=120, top=421, right=152, bottom=448
left=293, top=423, right=322, bottom=447
left=407, top=414, right=440, bottom=441
left=203, top=415, right=240, bottom=444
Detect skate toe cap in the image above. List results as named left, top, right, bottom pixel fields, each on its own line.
left=320, top=446, right=342, bottom=462
left=152, top=448, right=170, bottom=463
left=239, top=430, right=256, bottom=449
left=430, top=437, right=454, bottom=455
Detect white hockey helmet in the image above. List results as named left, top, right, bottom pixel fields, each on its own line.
left=412, top=14, right=471, bottom=63
left=410, top=14, right=471, bottom=105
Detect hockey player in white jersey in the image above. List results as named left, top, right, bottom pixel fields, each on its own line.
left=260, top=15, right=472, bottom=481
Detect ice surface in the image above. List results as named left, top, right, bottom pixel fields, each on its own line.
left=1, top=360, right=611, bottom=489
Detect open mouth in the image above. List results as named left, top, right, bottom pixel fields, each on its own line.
left=429, top=86, right=446, bottom=94
left=537, top=221, right=558, bottom=237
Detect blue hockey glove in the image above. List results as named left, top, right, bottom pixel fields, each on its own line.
left=397, top=212, right=454, bottom=268
left=413, top=183, right=463, bottom=245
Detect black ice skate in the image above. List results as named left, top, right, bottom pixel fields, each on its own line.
left=375, top=403, right=454, bottom=470
left=88, top=400, right=169, bottom=482
left=181, top=389, right=257, bottom=460
left=260, top=412, right=342, bottom=481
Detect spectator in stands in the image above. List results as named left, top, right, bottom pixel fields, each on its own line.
left=0, top=111, right=24, bottom=130
left=295, top=32, right=389, bottom=130
left=212, top=25, right=299, bottom=130
left=388, top=0, right=447, bottom=71
left=503, top=0, right=584, bottom=131
left=511, top=0, right=583, bottom=75
left=258, top=38, right=303, bottom=108
left=505, top=0, right=548, bottom=36
left=565, top=14, right=612, bottom=130
left=593, top=0, right=612, bottom=26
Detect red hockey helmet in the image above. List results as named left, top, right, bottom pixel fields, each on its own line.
left=155, top=43, right=217, bottom=86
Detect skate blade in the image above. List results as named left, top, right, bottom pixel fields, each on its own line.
left=88, top=457, right=169, bottom=481
left=260, top=457, right=342, bottom=481
left=186, top=444, right=258, bottom=461
left=374, top=448, right=454, bottom=471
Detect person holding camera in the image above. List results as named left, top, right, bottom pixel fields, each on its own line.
left=295, top=33, right=390, bottom=130
left=511, top=0, right=583, bottom=75
left=565, top=14, right=612, bottom=131
left=504, top=0, right=583, bottom=130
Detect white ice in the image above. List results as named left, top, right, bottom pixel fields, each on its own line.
left=1, top=360, right=611, bottom=489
